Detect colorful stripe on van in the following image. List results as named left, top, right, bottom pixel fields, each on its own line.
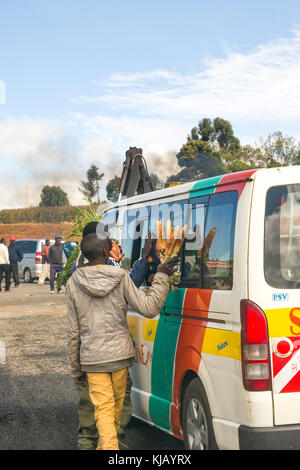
left=147, top=170, right=258, bottom=438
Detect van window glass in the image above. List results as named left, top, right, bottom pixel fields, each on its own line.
left=181, top=196, right=208, bottom=285
left=202, top=191, right=238, bottom=290
left=64, top=241, right=78, bottom=259
left=22, top=241, right=37, bottom=254
left=121, top=207, right=150, bottom=270
left=150, top=200, right=188, bottom=280
left=102, top=210, right=119, bottom=242
left=265, top=184, right=300, bottom=288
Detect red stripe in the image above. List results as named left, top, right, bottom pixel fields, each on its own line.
left=170, top=289, right=213, bottom=438
left=215, top=170, right=257, bottom=198
left=273, top=337, right=300, bottom=393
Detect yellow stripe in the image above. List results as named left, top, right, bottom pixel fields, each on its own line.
left=127, top=316, right=139, bottom=340
left=142, top=319, right=158, bottom=342
left=202, top=329, right=241, bottom=360
left=265, top=307, right=300, bottom=338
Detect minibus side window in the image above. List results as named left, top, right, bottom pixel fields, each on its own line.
left=181, top=196, right=208, bottom=286
left=102, top=210, right=119, bottom=242
left=121, top=206, right=150, bottom=271
left=149, top=200, right=188, bottom=282
left=202, top=191, right=238, bottom=290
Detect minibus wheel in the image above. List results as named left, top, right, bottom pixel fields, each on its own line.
left=182, top=378, right=217, bottom=450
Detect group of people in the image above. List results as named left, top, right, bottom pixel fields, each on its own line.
left=0, top=235, right=67, bottom=293
left=67, top=221, right=175, bottom=451
left=0, top=238, right=23, bottom=292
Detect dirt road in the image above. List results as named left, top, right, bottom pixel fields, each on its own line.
left=0, top=282, right=184, bottom=450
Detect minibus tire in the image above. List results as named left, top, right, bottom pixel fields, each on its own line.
left=182, top=378, right=217, bottom=450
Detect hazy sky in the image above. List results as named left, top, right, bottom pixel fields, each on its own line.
left=1, top=0, right=300, bottom=208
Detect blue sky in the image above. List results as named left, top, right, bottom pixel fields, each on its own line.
left=1, top=0, right=300, bottom=208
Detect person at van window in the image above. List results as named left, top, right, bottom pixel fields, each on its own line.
left=8, top=238, right=23, bottom=288
left=38, top=239, right=51, bottom=286
left=66, top=233, right=174, bottom=450
left=0, top=238, right=10, bottom=292
left=71, top=221, right=153, bottom=450
left=48, top=235, right=65, bottom=294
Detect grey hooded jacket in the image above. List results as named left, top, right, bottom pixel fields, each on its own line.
left=66, top=264, right=169, bottom=378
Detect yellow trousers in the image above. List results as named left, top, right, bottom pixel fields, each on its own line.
left=87, top=368, right=128, bottom=450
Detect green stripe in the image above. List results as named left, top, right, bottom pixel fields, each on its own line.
left=190, top=175, right=223, bottom=198
left=149, top=288, right=186, bottom=430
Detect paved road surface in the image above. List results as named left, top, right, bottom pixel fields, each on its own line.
left=0, top=282, right=184, bottom=450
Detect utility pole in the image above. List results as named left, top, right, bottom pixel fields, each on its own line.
left=26, top=186, right=29, bottom=208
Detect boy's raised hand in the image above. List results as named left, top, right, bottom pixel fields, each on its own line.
left=142, top=232, right=153, bottom=260
left=157, top=257, right=177, bottom=276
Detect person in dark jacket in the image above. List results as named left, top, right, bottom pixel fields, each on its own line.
left=48, top=235, right=65, bottom=293
left=8, top=238, right=23, bottom=287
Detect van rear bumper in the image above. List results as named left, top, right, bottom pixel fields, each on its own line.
left=239, top=424, right=300, bottom=450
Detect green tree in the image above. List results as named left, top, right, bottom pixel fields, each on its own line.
left=39, top=185, right=69, bottom=207
left=258, top=131, right=300, bottom=167
left=168, top=139, right=226, bottom=183
left=79, top=164, right=104, bottom=203
left=188, top=117, right=240, bottom=152
left=213, top=117, right=240, bottom=151
left=106, top=176, right=121, bottom=203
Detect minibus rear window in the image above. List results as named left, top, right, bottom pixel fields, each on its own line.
left=265, top=184, right=300, bottom=289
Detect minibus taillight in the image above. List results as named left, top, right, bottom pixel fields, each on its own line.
left=240, top=300, right=272, bottom=392
left=35, top=251, right=42, bottom=264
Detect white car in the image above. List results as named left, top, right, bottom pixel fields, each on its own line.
left=14, top=239, right=77, bottom=282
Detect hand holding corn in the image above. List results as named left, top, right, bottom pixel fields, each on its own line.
left=156, top=219, right=187, bottom=291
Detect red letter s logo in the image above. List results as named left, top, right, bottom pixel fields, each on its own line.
left=290, top=308, right=300, bottom=336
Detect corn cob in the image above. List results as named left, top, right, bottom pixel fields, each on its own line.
left=165, top=225, right=180, bottom=256
left=197, top=227, right=216, bottom=260
left=155, top=219, right=187, bottom=291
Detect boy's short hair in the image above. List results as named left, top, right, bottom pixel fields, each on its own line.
left=82, top=221, right=109, bottom=239
left=81, top=233, right=109, bottom=262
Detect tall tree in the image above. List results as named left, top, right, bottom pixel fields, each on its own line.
left=39, top=185, right=69, bottom=207
left=106, top=176, right=121, bottom=203
left=168, top=139, right=226, bottom=183
left=258, top=131, right=300, bottom=167
left=79, top=164, right=104, bottom=203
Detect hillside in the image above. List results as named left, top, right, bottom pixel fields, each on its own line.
left=0, top=205, right=94, bottom=224
left=0, top=222, right=78, bottom=242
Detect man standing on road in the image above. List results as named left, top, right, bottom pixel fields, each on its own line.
left=48, top=235, right=65, bottom=294
left=38, top=239, right=51, bottom=286
left=8, top=238, right=23, bottom=288
left=67, top=233, right=174, bottom=450
left=0, top=239, right=10, bottom=292
left=70, top=221, right=152, bottom=450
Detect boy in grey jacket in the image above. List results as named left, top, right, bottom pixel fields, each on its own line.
left=66, top=233, right=174, bottom=450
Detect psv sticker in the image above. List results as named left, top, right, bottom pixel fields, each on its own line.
left=272, top=293, right=289, bottom=302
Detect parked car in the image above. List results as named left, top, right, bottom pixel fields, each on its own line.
left=14, top=239, right=77, bottom=283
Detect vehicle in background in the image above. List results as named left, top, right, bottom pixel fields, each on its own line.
left=14, top=239, right=77, bottom=283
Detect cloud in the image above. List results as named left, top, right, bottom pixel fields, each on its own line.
left=0, top=117, right=90, bottom=208
left=76, top=28, right=300, bottom=141
left=0, top=80, right=5, bottom=104
left=2, top=29, right=300, bottom=209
